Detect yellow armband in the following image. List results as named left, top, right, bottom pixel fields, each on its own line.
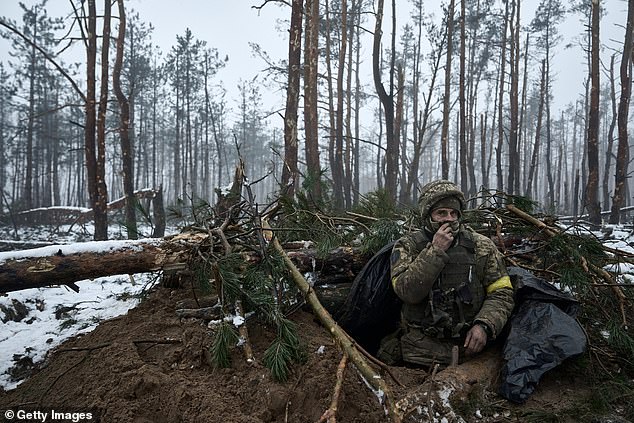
left=486, top=275, right=512, bottom=294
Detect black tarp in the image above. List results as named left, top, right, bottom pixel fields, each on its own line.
left=499, top=266, right=587, bottom=403
left=335, top=241, right=401, bottom=354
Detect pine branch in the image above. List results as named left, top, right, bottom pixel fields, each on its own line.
left=263, top=219, right=401, bottom=422
left=210, top=322, right=239, bottom=368
left=508, top=203, right=630, bottom=328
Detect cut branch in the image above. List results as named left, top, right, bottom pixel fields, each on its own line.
left=264, top=219, right=400, bottom=421
left=317, top=352, right=348, bottom=423
left=507, top=204, right=630, bottom=328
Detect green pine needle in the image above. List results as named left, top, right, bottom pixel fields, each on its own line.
left=263, top=316, right=306, bottom=382
left=191, top=260, right=214, bottom=293
left=217, top=253, right=245, bottom=303
left=606, top=321, right=634, bottom=361
left=506, top=195, right=539, bottom=214
left=360, top=218, right=402, bottom=254
left=210, top=321, right=239, bottom=369
left=263, top=338, right=293, bottom=382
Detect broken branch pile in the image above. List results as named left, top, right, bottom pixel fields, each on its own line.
left=470, top=197, right=634, bottom=378
left=3, top=180, right=634, bottom=421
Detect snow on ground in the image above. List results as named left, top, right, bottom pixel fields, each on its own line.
left=0, top=273, right=157, bottom=390
left=596, top=224, right=634, bottom=282
left=0, top=220, right=173, bottom=391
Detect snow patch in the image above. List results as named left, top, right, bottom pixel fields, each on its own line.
left=0, top=274, right=151, bottom=390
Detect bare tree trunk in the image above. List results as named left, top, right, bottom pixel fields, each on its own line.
left=610, top=0, right=634, bottom=224
left=480, top=113, right=488, bottom=188
left=344, top=0, right=355, bottom=208
left=394, top=64, right=405, bottom=200
left=174, top=56, right=182, bottom=201
left=372, top=0, right=397, bottom=203
left=508, top=0, right=520, bottom=196
left=152, top=185, right=165, bottom=238
left=401, top=2, right=422, bottom=205
left=465, top=0, right=481, bottom=198
left=376, top=92, right=384, bottom=190
left=281, top=0, right=303, bottom=197
left=324, top=0, right=341, bottom=207
left=335, top=0, right=348, bottom=208
left=113, top=0, right=138, bottom=239
left=0, top=69, right=6, bottom=211
left=487, top=67, right=501, bottom=190
left=526, top=60, right=546, bottom=198
left=24, top=11, right=37, bottom=211
left=84, top=0, right=97, bottom=230
left=82, top=0, right=107, bottom=241
left=545, top=67, right=555, bottom=209
left=571, top=101, right=581, bottom=216
left=304, top=0, right=321, bottom=203
left=440, top=0, right=455, bottom=180
left=562, top=112, right=570, bottom=212
left=352, top=14, right=361, bottom=205
left=585, top=0, right=601, bottom=225
left=518, top=32, right=530, bottom=195
left=603, top=55, right=617, bottom=211
left=458, top=0, right=467, bottom=193
left=94, top=0, right=111, bottom=240
left=574, top=169, right=580, bottom=218
left=496, top=0, right=510, bottom=192
left=203, top=53, right=211, bottom=199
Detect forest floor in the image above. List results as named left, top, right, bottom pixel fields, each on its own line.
left=0, top=282, right=626, bottom=423
left=1, top=216, right=633, bottom=423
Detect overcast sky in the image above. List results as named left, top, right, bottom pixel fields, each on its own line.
left=0, top=0, right=629, bottom=116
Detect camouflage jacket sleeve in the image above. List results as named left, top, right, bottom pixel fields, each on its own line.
left=390, top=232, right=448, bottom=304
left=472, top=234, right=515, bottom=339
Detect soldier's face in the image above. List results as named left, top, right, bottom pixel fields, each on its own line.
left=430, top=207, right=460, bottom=223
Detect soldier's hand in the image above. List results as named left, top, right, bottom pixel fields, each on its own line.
left=464, top=324, right=487, bottom=355
left=432, top=222, right=454, bottom=251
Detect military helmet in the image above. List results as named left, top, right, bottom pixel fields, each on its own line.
left=418, top=179, right=465, bottom=220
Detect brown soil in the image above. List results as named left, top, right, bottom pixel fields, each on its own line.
left=0, top=287, right=620, bottom=423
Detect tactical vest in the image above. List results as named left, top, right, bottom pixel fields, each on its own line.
left=402, top=229, right=485, bottom=339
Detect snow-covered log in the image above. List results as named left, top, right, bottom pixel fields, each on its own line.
left=0, top=232, right=368, bottom=293
left=0, top=233, right=203, bottom=293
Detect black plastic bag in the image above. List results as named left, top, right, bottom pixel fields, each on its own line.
left=499, top=266, right=587, bottom=403
left=335, top=241, right=402, bottom=354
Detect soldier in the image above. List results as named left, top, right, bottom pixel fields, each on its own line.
left=378, top=180, right=514, bottom=367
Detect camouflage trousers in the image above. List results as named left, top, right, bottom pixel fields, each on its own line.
left=377, top=327, right=465, bottom=368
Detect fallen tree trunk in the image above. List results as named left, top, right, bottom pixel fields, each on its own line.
left=0, top=232, right=369, bottom=293
left=0, top=234, right=197, bottom=293
left=394, top=346, right=504, bottom=421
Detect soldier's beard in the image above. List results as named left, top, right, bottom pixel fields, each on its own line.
left=427, top=218, right=460, bottom=236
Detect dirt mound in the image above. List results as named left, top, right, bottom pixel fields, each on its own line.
left=0, top=287, right=404, bottom=422
left=0, top=286, right=614, bottom=423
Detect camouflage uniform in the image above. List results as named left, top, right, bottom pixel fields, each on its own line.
left=379, top=180, right=514, bottom=367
